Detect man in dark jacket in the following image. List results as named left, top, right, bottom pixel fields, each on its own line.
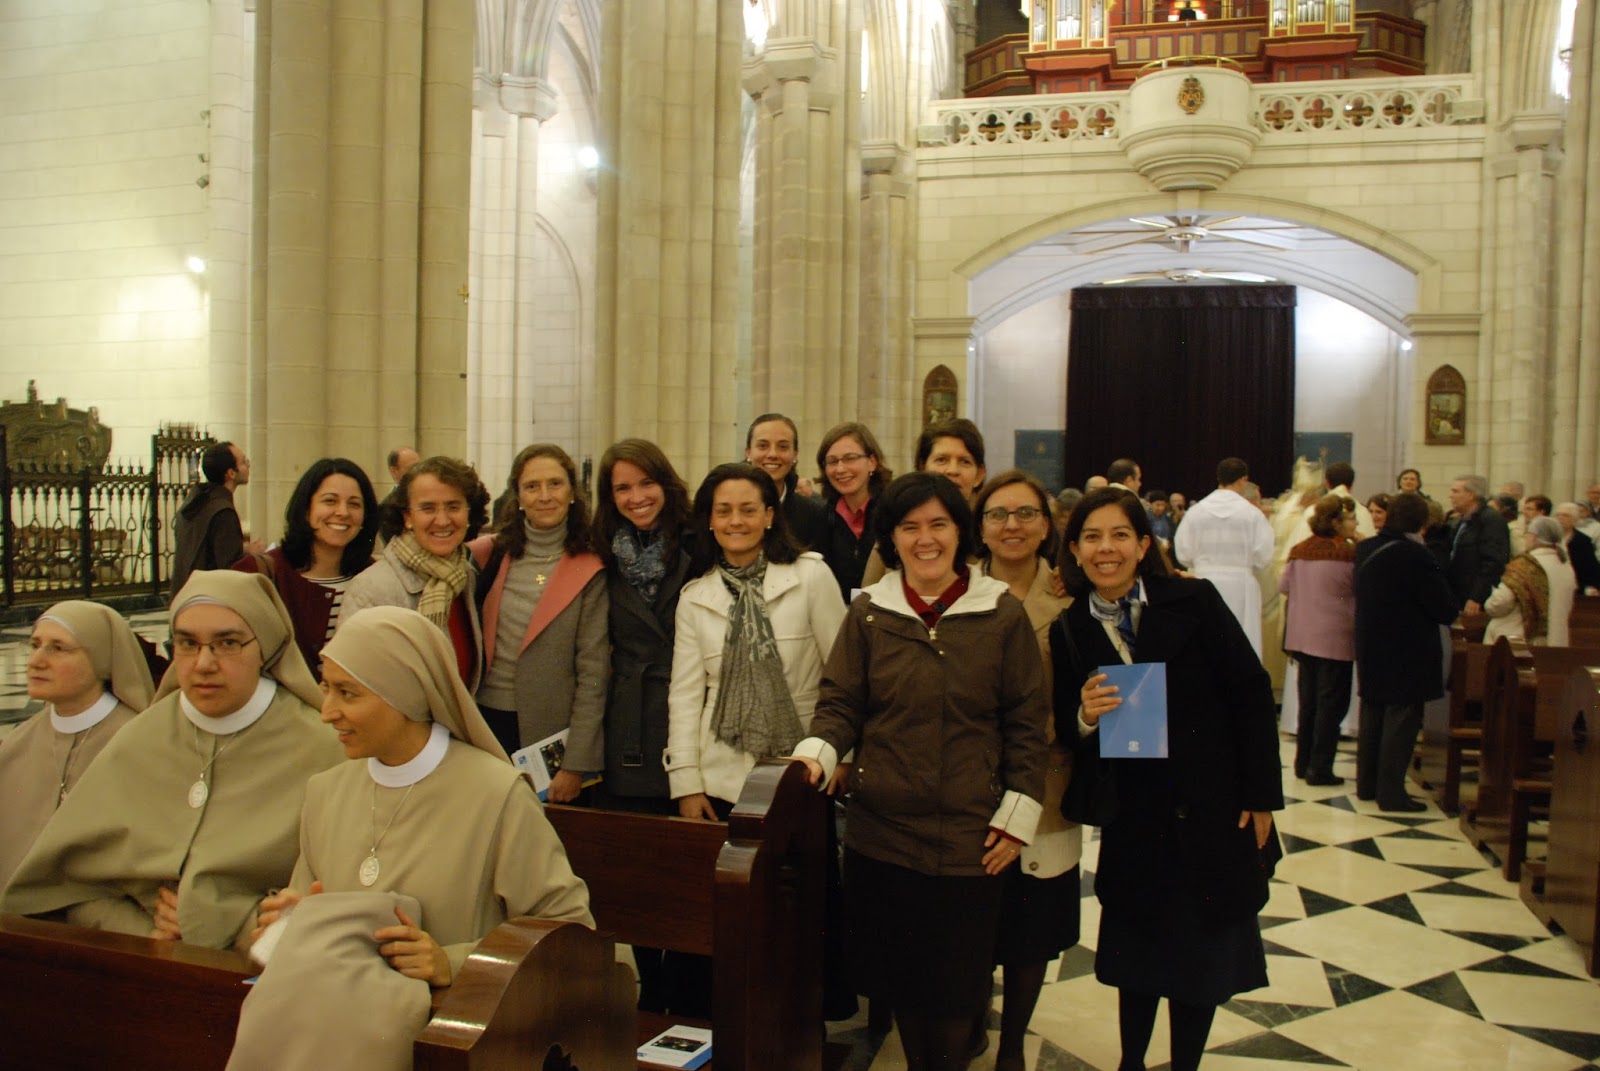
left=1445, top=474, right=1510, bottom=613
left=1354, top=492, right=1460, bottom=811
left=169, top=441, right=254, bottom=596
left=376, top=444, right=419, bottom=544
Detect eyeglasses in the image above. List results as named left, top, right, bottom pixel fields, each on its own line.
left=173, top=636, right=259, bottom=658
left=982, top=506, right=1044, bottom=525
left=824, top=452, right=869, bottom=469
left=29, top=640, right=84, bottom=659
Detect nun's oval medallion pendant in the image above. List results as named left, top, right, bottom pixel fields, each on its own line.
left=359, top=855, right=380, bottom=887
left=188, top=779, right=209, bottom=809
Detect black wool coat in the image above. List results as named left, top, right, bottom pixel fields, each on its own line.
left=602, top=549, right=693, bottom=797
left=1353, top=530, right=1460, bottom=705
left=1445, top=504, right=1510, bottom=608
left=1051, top=574, right=1283, bottom=922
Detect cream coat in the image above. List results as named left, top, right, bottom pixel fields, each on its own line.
left=666, top=553, right=846, bottom=803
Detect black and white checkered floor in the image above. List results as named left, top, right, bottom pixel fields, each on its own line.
left=3, top=620, right=1597, bottom=1070
left=829, top=739, right=1600, bottom=1071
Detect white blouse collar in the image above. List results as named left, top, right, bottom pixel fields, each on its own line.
left=368, top=721, right=450, bottom=788
left=180, top=676, right=277, bottom=735
left=50, top=691, right=119, bottom=734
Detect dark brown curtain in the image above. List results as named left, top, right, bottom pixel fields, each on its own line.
left=1064, top=285, right=1295, bottom=500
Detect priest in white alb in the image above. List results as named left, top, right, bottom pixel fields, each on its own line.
left=1173, top=457, right=1276, bottom=658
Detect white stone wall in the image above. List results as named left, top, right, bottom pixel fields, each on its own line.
left=0, top=0, right=213, bottom=460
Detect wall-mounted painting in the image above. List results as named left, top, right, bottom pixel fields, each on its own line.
left=1425, top=364, right=1466, bottom=445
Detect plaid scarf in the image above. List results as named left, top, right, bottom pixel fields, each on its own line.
left=385, top=531, right=470, bottom=632
left=1500, top=553, right=1550, bottom=642
left=709, top=554, right=803, bottom=758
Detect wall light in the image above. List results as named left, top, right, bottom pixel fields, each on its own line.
left=576, top=145, right=599, bottom=170
left=187, top=257, right=207, bottom=273
left=1400, top=340, right=1413, bottom=351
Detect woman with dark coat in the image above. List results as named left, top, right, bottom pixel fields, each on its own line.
left=814, top=422, right=894, bottom=601
left=1055, top=487, right=1283, bottom=1071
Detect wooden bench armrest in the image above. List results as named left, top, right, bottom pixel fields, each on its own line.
left=415, top=918, right=636, bottom=1071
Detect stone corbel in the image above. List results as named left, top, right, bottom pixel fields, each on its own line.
left=1405, top=312, right=1481, bottom=338
left=743, top=38, right=840, bottom=112
left=1499, top=110, right=1565, bottom=175
left=500, top=75, right=561, bottom=122
left=862, top=141, right=913, bottom=195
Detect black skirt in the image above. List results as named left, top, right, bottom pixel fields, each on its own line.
left=995, top=864, right=1081, bottom=965
left=845, top=849, right=1005, bottom=1018
left=1094, top=901, right=1268, bottom=1006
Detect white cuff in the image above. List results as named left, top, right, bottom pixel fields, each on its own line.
left=1076, top=705, right=1098, bottom=738
left=790, top=737, right=838, bottom=789
left=664, top=748, right=704, bottom=799
left=989, top=790, right=1043, bottom=845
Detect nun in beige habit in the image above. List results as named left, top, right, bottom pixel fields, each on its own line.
left=227, top=605, right=593, bottom=1071
left=0, top=601, right=155, bottom=888
left=0, top=571, right=342, bottom=948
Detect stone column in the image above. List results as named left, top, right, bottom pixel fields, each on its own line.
left=594, top=0, right=745, bottom=478
left=742, top=0, right=864, bottom=453
left=858, top=143, right=917, bottom=462
left=250, top=0, right=473, bottom=522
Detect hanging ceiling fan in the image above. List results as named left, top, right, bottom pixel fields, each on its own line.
left=1062, top=213, right=1306, bottom=255
left=1098, top=267, right=1277, bottom=285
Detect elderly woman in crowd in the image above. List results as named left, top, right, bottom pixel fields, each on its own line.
left=1057, top=487, right=1281, bottom=1071
left=792, top=472, right=1047, bottom=1071
left=341, top=456, right=492, bottom=688
left=469, top=444, right=608, bottom=790
left=0, top=602, right=155, bottom=887
left=1554, top=502, right=1600, bottom=595
left=1483, top=515, right=1577, bottom=646
left=234, top=457, right=379, bottom=680
left=2, top=572, right=341, bottom=948
left=1280, top=495, right=1358, bottom=786
left=228, top=606, right=594, bottom=1071
left=973, top=471, right=1078, bottom=1071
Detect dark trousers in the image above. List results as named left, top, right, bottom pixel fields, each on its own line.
left=1356, top=700, right=1421, bottom=807
left=1294, top=655, right=1352, bottom=777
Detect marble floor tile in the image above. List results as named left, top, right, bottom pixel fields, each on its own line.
left=1450, top=865, right=1526, bottom=899
left=1277, top=990, right=1586, bottom=1071
left=1262, top=879, right=1308, bottom=921
left=1511, top=938, right=1597, bottom=980
left=1027, top=974, right=1264, bottom=1071
left=1271, top=845, right=1449, bottom=904
left=1375, top=832, right=1496, bottom=869
left=1458, top=970, right=1600, bottom=1034
left=1264, top=906, right=1502, bottom=988
left=1410, top=892, right=1560, bottom=937
left=1236, top=954, right=1339, bottom=1009
left=1272, top=803, right=1406, bottom=846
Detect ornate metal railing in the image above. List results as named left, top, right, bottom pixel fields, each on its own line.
left=0, top=424, right=216, bottom=606
left=921, top=76, right=1480, bottom=148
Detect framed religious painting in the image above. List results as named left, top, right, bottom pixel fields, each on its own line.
left=1424, top=364, right=1466, bottom=445
left=923, top=365, right=957, bottom=428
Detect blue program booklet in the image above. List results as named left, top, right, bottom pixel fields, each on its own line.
left=1097, top=662, right=1169, bottom=759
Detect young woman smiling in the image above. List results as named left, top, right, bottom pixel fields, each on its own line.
left=592, top=439, right=694, bottom=809
left=469, top=444, right=607, bottom=796
left=666, top=463, right=845, bottom=821
left=972, top=471, right=1079, bottom=1071
left=0, top=601, right=155, bottom=888
left=792, top=472, right=1049, bottom=1071
left=234, top=457, right=379, bottom=681
left=1054, top=487, right=1282, bottom=1071
left=232, top=606, right=592, bottom=1068
left=815, top=422, right=893, bottom=600
left=340, top=456, right=492, bottom=689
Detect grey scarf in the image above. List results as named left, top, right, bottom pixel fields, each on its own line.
left=709, top=554, right=803, bottom=758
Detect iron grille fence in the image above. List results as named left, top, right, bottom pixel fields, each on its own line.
left=0, top=425, right=216, bottom=607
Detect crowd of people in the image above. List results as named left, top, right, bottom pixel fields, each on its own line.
left=3, top=417, right=1593, bottom=1070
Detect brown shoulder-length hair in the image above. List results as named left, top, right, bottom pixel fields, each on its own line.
left=815, top=422, right=894, bottom=504
left=1056, top=487, right=1170, bottom=598
left=592, top=438, right=692, bottom=565
left=1309, top=495, right=1354, bottom=538
left=493, top=444, right=595, bottom=559
left=972, top=469, right=1058, bottom=563
left=397, top=456, right=492, bottom=544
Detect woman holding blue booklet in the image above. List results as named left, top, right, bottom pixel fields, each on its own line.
left=1053, top=486, right=1283, bottom=1071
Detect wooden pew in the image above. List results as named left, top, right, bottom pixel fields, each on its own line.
left=0, top=913, right=634, bottom=1070
left=544, top=759, right=835, bottom=1071
left=1418, top=618, right=1490, bottom=813
left=1460, top=637, right=1534, bottom=863
left=1537, top=667, right=1600, bottom=978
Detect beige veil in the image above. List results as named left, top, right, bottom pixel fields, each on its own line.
left=157, top=571, right=322, bottom=708
left=37, top=600, right=155, bottom=711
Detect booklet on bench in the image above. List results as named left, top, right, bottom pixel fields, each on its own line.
left=1096, top=661, right=1168, bottom=759
left=510, top=728, right=603, bottom=801
left=638, top=1024, right=713, bottom=1069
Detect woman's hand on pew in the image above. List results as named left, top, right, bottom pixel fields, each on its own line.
left=790, top=755, right=824, bottom=788
left=375, top=906, right=452, bottom=987
left=677, top=793, right=720, bottom=821
left=150, top=885, right=183, bottom=941
left=825, top=762, right=852, bottom=796
left=251, top=881, right=324, bottom=943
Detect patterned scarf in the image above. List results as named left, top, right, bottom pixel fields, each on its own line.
left=612, top=523, right=668, bottom=603
left=1500, top=553, right=1550, bottom=642
left=385, top=531, right=470, bottom=632
left=709, top=554, right=803, bottom=758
